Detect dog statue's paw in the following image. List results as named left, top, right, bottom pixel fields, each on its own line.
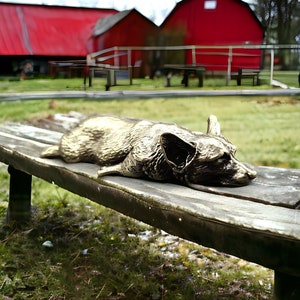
left=97, top=165, right=122, bottom=177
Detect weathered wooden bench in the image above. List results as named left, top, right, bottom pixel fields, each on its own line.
left=235, top=68, right=260, bottom=86
left=85, top=60, right=142, bottom=91
left=163, top=64, right=205, bottom=87
left=0, top=115, right=299, bottom=299
left=84, top=68, right=130, bottom=91
left=204, top=69, right=260, bottom=86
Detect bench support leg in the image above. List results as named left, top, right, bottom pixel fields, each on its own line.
left=6, top=166, right=32, bottom=224
left=198, top=72, right=204, bottom=87
left=165, top=73, right=172, bottom=87
left=274, top=271, right=300, bottom=300
left=181, top=71, right=189, bottom=87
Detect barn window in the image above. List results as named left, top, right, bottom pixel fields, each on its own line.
left=204, top=0, right=217, bottom=9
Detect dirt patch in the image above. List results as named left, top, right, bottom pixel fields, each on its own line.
left=254, top=96, right=300, bottom=106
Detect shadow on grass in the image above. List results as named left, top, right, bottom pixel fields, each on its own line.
left=0, top=176, right=273, bottom=299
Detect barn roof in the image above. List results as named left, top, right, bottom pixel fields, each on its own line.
left=0, top=3, right=117, bottom=56
left=93, top=9, right=158, bottom=37
left=93, top=10, right=132, bottom=37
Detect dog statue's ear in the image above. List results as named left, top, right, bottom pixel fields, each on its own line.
left=160, top=133, right=196, bottom=170
left=206, top=115, right=221, bottom=136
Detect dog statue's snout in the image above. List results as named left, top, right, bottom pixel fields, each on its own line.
left=244, top=163, right=257, bottom=179
left=248, top=169, right=257, bottom=180
left=234, top=163, right=257, bottom=185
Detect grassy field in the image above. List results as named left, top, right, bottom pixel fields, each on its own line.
left=1, top=95, right=299, bottom=168
left=0, top=69, right=298, bottom=92
left=0, top=79, right=299, bottom=299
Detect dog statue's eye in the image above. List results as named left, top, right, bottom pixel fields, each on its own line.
left=215, top=153, right=230, bottom=165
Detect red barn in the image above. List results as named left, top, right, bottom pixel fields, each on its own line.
left=0, top=3, right=117, bottom=75
left=161, top=0, right=264, bottom=71
left=90, top=9, right=159, bottom=77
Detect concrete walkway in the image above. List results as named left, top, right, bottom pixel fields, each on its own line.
left=0, top=88, right=300, bottom=102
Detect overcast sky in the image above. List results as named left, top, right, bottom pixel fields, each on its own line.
left=0, top=0, right=182, bottom=25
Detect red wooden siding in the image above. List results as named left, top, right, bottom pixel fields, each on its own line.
left=91, top=9, right=159, bottom=76
left=92, top=10, right=158, bottom=66
left=161, top=0, right=264, bottom=71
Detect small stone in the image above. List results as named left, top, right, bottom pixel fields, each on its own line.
left=42, top=240, right=53, bottom=248
left=82, top=249, right=88, bottom=255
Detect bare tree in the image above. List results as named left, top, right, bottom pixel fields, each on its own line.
left=254, top=0, right=276, bottom=43
left=253, top=0, right=298, bottom=44
left=274, top=0, right=298, bottom=44
left=252, top=0, right=299, bottom=68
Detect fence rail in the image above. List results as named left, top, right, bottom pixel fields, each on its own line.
left=86, top=44, right=300, bottom=85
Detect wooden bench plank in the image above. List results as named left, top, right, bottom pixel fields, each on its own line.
left=1, top=142, right=300, bottom=277
left=0, top=125, right=300, bottom=277
left=0, top=123, right=63, bottom=145
left=196, top=167, right=300, bottom=208
left=1, top=129, right=299, bottom=237
left=1, top=123, right=299, bottom=208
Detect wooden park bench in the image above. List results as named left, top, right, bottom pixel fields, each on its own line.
left=84, top=67, right=130, bottom=91
left=0, top=114, right=299, bottom=299
left=163, top=64, right=205, bottom=87
left=205, top=69, right=260, bottom=86
left=85, top=61, right=142, bottom=91
left=235, top=68, right=260, bottom=86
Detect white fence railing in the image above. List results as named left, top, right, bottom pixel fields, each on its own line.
left=87, top=44, right=300, bottom=85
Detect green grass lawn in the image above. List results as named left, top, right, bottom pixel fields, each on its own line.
left=272, top=70, right=300, bottom=87
left=0, top=74, right=273, bottom=92
left=1, top=95, right=299, bottom=168
left=0, top=170, right=273, bottom=299
left=0, top=70, right=298, bottom=93
left=0, top=80, right=299, bottom=299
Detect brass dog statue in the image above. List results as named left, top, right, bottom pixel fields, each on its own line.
left=41, top=114, right=256, bottom=187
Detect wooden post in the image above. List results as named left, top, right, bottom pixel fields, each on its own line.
left=182, top=70, right=189, bottom=87
left=226, top=47, right=232, bottom=86
left=83, top=65, right=88, bottom=89
left=192, top=46, right=196, bottom=65
left=237, top=68, right=242, bottom=86
left=6, top=166, right=32, bottom=224
left=105, top=70, right=116, bottom=91
left=270, top=49, right=274, bottom=86
left=197, top=68, right=204, bottom=87
left=274, top=271, right=300, bottom=300
left=128, top=49, right=133, bottom=85
left=165, top=71, right=172, bottom=87
left=88, top=68, right=93, bottom=87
